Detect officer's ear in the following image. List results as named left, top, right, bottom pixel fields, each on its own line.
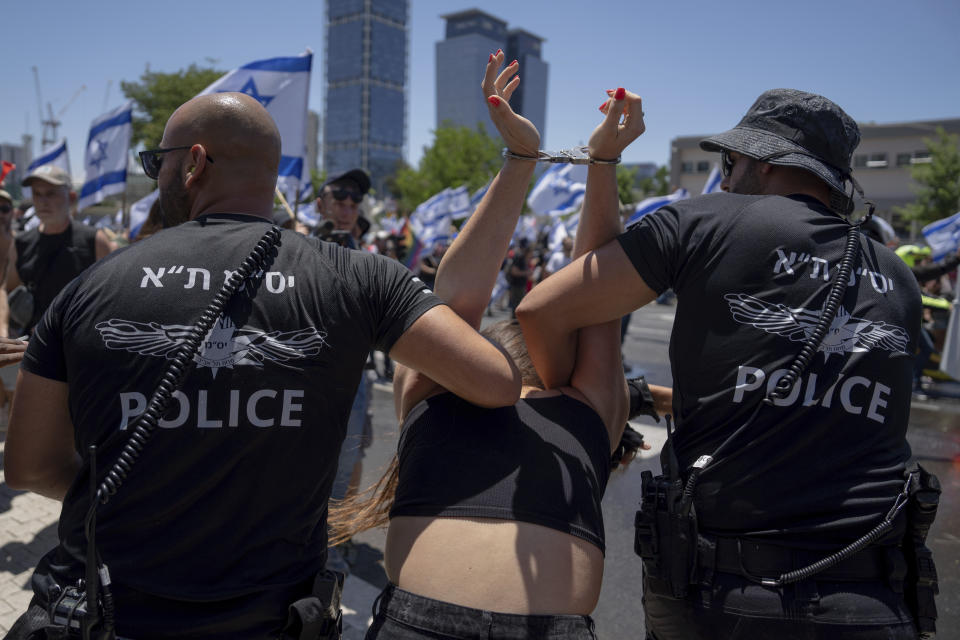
left=184, top=145, right=210, bottom=187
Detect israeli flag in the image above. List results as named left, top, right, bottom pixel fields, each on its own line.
left=626, top=189, right=690, bottom=227
left=200, top=50, right=313, bottom=206
left=77, top=101, right=133, bottom=211
left=921, top=211, right=960, bottom=262
left=527, top=164, right=588, bottom=217
left=28, top=138, right=70, bottom=174
left=296, top=201, right=319, bottom=227
left=445, top=186, right=472, bottom=221
left=702, top=165, right=723, bottom=194
left=512, top=214, right=539, bottom=245
left=547, top=218, right=569, bottom=252
left=410, top=187, right=470, bottom=249
left=127, top=189, right=159, bottom=240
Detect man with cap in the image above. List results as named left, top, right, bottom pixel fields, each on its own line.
left=313, top=167, right=379, bottom=572
left=315, top=168, right=370, bottom=249
left=4, top=164, right=115, bottom=334
left=518, top=89, right=926, bottom=638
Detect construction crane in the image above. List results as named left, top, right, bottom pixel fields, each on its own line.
left=32, top=66, right=85, bottom=148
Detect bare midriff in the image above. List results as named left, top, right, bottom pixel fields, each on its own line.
left=385, top=515, right=604, bottom=615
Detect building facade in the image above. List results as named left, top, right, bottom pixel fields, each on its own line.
left=324, top=0, right=408, bottom=195
left=436, top=9, right=547, bottom=142
left=669, top=118, right=960, bottom=231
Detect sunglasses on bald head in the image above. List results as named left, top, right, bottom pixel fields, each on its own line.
left=139, top=146, right=215, bottom=180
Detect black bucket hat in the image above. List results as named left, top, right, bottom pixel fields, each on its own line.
left=700, top=89, right=862, bottom=214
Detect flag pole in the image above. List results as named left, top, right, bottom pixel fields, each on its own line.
left=275, top=186, right=296, bottom=221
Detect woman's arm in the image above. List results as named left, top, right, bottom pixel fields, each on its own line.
left=518, top=89, right=647, bottom=442
left=394, top=50, right=541, bottom=421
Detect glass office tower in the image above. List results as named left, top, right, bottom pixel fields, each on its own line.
left=436, top=9, right=547, bottom=142
left=324, top=0, right=408, bottom=195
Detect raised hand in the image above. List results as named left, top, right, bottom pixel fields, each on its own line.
left=590, top=87, right=646, bottom=161
left=482, top=50, right=540, bottom=158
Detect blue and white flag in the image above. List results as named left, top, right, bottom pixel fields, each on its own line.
left=296, top=201, right=319, bottom=227
left=410, top=186, right=471, bottom=248
left=200, top=50, right=313, bottom=206
left=78, top=101, right=133, bottom=211
left=626, top=189, right=690, bottom=227
left=527, top=164, right=588, bottom=217
left=127, top=189, right=159, bottom=240
left=512, top=214, right=539, bottom=245
left=921, top=211, right=960, bottom=261
left=702, top=165, right=723, bottom=194
left=28, top=138, right=70, bottom=174
left=547, top=218, right=569, bottom=252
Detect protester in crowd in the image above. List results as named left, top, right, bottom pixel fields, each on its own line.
left=518, top=89, right=926, bottom=638
left=312, top=167, right=381, bottom=573
left=3, top=92, right=521, bottom=639
left=330, top=54, right=669, bottom=639
left=541, top=236, right=573, bottom=280
left=416, top=241, right=448, bottom=290
left=506, top=237, right=533, bottom=315
left=4, top=165, right=116, bottom=336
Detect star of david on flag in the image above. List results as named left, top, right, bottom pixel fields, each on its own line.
left=78, top=101, right=133, bottom=211
left=200, top=50, right=313, bottom=205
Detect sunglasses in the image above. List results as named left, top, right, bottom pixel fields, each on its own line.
left=0, top=205, right=11, bottom=214
left=330, top=189, right=363, bottom=204
left=721, top=150, right=736, bottom=177
left=139, top=146, right=215, bottom=180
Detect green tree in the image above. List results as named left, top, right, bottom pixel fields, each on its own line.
left=392, top=123, right=502, bottom=213
left=121, top=64, right=225, bottom=149
left=616, top=165, right=638, bottom=204
left=637, top=165, right=670, bottom=198
left=896, top=127, right=960, bottom=226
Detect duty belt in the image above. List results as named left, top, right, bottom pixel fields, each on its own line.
left=698, top=535, right=905, bottom=584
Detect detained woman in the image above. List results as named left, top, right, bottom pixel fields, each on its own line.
left=331, top=53, right=667, bottom=639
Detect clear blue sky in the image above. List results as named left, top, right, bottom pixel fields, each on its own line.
left=2, top=0, right=958, bottom=182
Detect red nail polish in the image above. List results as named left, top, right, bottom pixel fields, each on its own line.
left=488, top=96, right=501, bottom=107
left=496, top=48, right=502, bottom=56
left=510, top=59, right=518, bottom=66
left=489, top=53, right=493, bottom=62
left=615, top=87, right=626, bottom=100
left=599, top=101, right=609, bottom=112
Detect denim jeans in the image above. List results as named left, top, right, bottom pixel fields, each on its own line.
left=643, top=571, right=918, bottom=640
left=365, top=584, right=598, bottom=639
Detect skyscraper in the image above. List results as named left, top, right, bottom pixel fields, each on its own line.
left=324, top=0, right=408, bottom=195
left=436, top=9, right=547, bottom=141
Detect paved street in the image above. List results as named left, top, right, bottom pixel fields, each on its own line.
left=0, top=301, right=957, bottom=637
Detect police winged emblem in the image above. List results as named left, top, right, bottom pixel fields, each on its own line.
left=96, top=315, right=328, bottom=377
left=723, top=293, right=909, bottom=358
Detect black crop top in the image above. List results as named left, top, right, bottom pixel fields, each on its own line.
left=390, top=392, right=611, bottom=552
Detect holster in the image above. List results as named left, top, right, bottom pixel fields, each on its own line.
left=281, top=570, right=344, bottom=640
left=902, top=464, right=940, bottom=639
left=634, top=435, right=699, bottom=599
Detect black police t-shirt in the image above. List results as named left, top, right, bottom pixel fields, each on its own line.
left=618, top=193, right=921, bottom=546
left=22, top=214, right=441, bottom=637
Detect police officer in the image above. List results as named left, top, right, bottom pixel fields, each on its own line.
left=518, top=89, right=925, bottom=638
left=3, top=92, right=520, bottom=639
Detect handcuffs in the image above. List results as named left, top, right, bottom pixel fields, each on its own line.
left=502, top=145, right=620, bottom=165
